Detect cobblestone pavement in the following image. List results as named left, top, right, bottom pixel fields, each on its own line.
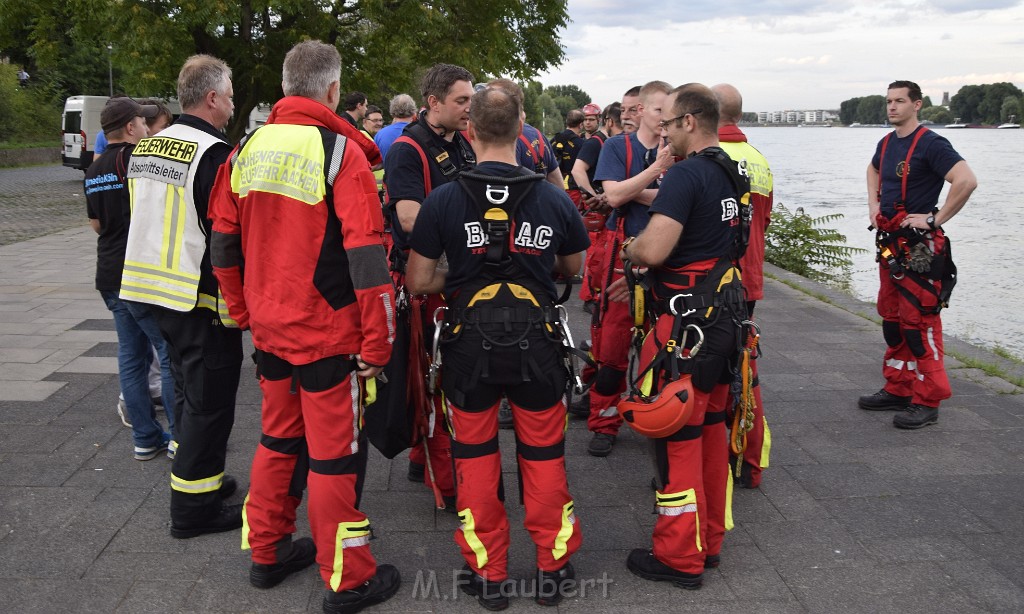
left=0, top=163, right=87, bottom=246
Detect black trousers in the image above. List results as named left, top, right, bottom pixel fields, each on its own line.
left=154, top=307, right=243, bottom=523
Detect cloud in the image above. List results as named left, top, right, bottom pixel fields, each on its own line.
left=771, top=55, right=833, bottom=66
left=929, top=0, right=1023, bottom=12
left=566, top=0, right=847, bottom=28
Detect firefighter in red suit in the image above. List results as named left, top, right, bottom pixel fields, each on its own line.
left=406, top=85, right=588, bottom=610
left=585, top=81, right=675, bottom=457
left=383, top=64, right=478, bottom=505
left=210, top=40, right=400, bottom=614
left=860, top=80, right=976, bottom=430
left=613, top=84, right=747, bottom=587
left=713, top=83, right=774, bottom=488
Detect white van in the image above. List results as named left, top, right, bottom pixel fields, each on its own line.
left=62, top=95, right=108, bottom=171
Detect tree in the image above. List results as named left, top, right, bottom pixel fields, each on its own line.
left=950, top=84, right=984, bottom=123
left=855, top=95, right=886, bottom=124
left=920, top=106, right=953, bottom=125
left=545, top=84, right=590, bottom=109
left=4, top=0, right=570, bottom=141
left=1001, top=96, right=1021, bottom=122
left=533, top=92, right=561, bottom=136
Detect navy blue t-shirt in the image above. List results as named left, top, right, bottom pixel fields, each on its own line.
left=516, top=124, right=558, bottom=174
left=409, top=161, right=590, bottom=301
left=594, top=132, right=658, bottom=236
left=871, top=125, right=963, bottom=217
left=384, top=117, right=473, bottom=251
left=575, top=132, right=606, bottom=184
left=649, top=151, right=739, bottom=269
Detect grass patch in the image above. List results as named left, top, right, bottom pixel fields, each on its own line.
left=993, top=345, right=1024, bottom=364
left=946, top=348, right=1024, bottom=390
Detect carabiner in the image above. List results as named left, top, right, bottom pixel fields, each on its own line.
left=678, top=324, right=705, bottom=359
left=669, top=293, right=696, bottom=317
left=431, top=306, right=448, bottom=361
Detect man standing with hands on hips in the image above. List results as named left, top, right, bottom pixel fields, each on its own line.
left=859, top=80, right=977, bottom=429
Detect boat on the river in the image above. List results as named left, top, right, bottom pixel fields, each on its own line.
left=945, top=118, right=968, bottom=128
left=997, top=115, right=1020, bottom=129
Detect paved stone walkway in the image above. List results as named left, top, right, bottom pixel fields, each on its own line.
left=2, top=165, right=1023, bottom=612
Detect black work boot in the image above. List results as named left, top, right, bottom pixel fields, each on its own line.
left=322, top=564, right=401, bottom=614
left=626, top=548, right=702, bottom=590
left=456, top=564, right=510, bottom=611
left=535, top=562, right=576, bottom=606
left=567, top=391, right=590, bottom=418
left=858, top=388, right=912, bottom=411
left=893, top=404, right=938, bottom=429
left=250, top=536, right=317, bottom=588
left=587, top=432, right=615, bottom=457
left=170, top=503, right=243, bottom=539
left=407, top=460, right=425, bottom=483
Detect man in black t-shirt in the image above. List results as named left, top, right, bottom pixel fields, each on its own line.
left=85, top=97, right=175, bottom=462
left=551, top=109, right=585, bottom=198
left=615, top=83, right=746, bottom=589
left=382, top=63, right=477, bottom=505
left=407, top=86, right=589, bottom=610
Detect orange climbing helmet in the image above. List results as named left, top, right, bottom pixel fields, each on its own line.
left=582, top=103, right=602, bottom=117
left=618, top=375, right=695, bottom=439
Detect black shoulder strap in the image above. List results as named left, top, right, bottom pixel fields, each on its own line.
left=403, top=114, right=476, bottom=180
left=696, top=147, right=752, bottom=259
left=457, top=168, right=543, bottom=267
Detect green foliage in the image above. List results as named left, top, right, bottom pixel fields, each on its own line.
left=764, top=203, right=866, bottom=288
left=920, top=106, right=953, bottom=125
left=4, top=0, right=570, bottom=141
left=950, top=82, right=1024, bottom=124
left=545, top=84, right=589, bottom=109
left=839, top=95, right=885, bottom=125
left=523, top=81, right=591, bottom=135
left=0, top=66, right=62, bottom=144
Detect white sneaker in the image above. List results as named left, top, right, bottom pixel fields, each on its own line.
left=116, top=398, right=132, bottom=428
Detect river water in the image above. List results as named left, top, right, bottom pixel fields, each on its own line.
left=743, top=126, right=1024, bottom=359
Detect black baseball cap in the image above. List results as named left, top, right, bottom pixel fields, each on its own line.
left=101, top=97, right=159, bottom=135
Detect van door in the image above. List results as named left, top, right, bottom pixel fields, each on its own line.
left=62, top=110, right=85, bottom=169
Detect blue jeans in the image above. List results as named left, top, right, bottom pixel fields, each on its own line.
left=101, top=291, right=175, bottom=447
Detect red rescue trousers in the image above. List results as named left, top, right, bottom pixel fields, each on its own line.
left=588, top=228, right=632, bottom=435
left=400, top=288, right=455, bottom=499
left=641, top=314, right=732, bottom=574
left=243, top=352, right=376, bottom=592
left=448, top=396, right=581, bottom=580
left=876, top=232, right=952, bottom=408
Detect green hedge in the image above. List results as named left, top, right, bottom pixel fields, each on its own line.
left=0, top=65, right=62, bottom=145
left=764, top=203, right=866, bottom=289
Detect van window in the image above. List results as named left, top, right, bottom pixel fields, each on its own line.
left=64, top=111, right=82, bottom=134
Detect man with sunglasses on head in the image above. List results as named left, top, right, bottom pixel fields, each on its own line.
left=584, top=81, right=674, bottom=457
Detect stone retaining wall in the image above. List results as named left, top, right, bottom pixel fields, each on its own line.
left=0, top=147, right=62, bottom=168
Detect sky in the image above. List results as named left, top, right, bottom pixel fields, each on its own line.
left=537, top=0, right=1024, bottom=113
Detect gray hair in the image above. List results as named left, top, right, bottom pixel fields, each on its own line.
left=177, top=55, right=231, bottom=111
left=282, top=40, right=341, bottom=99
left=389, top=93, right=417, bottom=119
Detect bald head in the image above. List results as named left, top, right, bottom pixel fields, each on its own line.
left=712, top=83, right=742, bottom=126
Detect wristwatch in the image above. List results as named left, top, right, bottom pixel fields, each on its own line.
left=620, top=236, right=635, bottom=260
left=926, top=214, right=937, bottom=230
